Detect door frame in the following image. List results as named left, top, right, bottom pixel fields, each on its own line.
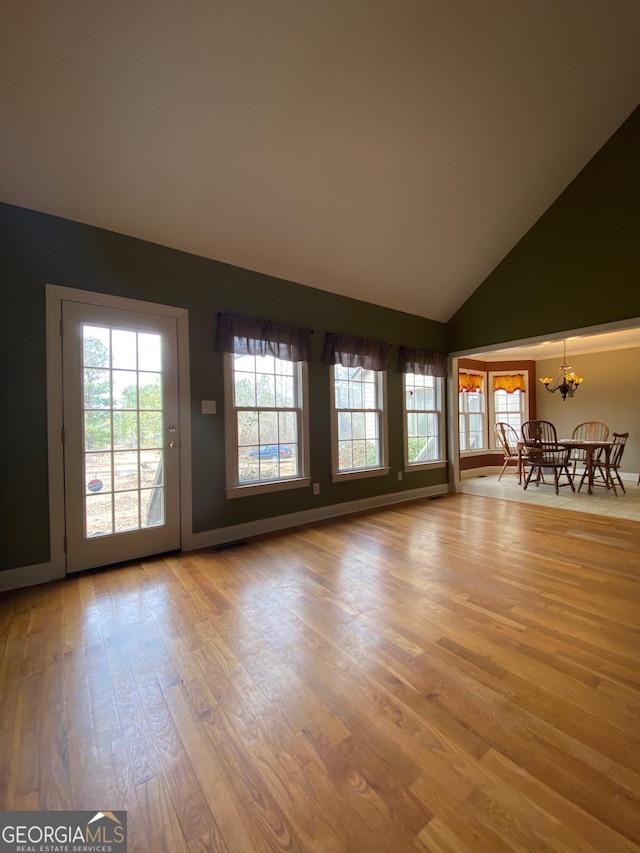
left=46, top=284, right=193, bottom=576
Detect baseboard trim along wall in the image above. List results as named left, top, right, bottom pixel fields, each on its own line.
left=0, top=485, right=449, bottom=591
left=187, top=483, right=451, bottom=552
left=3, top=473, right=638, bottom=591
left=0, top=561, right=63, bottom=593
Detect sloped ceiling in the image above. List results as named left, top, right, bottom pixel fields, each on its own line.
left=1, top=1, right=639, bottom=322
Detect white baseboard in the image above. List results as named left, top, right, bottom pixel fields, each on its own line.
left=1, top=486, right=449, bottom=590
left=3, top=469, right=633, bottom=591
left=186, top=483, right=450, bottom=551
left=0, top=562, right=64, bottom=592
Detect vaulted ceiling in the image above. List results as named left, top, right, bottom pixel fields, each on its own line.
left=2, top=1, right=639, bottom=322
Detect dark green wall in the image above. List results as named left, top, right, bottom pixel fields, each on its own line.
left=448, top=106, right=640, bottom=353
left=0, top=203, right=446, bottom=573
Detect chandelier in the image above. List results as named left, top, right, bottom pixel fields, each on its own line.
left=539, top=340, right=584, bottom=401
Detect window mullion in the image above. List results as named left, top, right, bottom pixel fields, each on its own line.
left=226, top=354, right=308, bottom=491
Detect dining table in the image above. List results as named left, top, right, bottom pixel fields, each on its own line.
left=557, top=438, right=614, bottom=495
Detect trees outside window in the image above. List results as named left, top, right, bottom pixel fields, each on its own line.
left=330, top=364, right=388, bottom=477
left=404, top=373, right=444, bottom=465
left=224, top=352, right=310, bottom=495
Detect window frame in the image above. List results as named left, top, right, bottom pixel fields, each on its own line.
left=329, top=364, right=389, bottom=482
left=223, top=351, right=311, bottom=498
left=458, top=370, right=487, bottom=455
left=489, top=370, right=529, bottom=448
left=402, top=372, right=446, bottom=471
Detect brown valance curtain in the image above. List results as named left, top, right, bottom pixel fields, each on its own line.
left=215, top=313, right=312, bottom=362
left=459, top=372, right=483, bottom=393
left=322, top=332, right=391, bottom=371
left=493, top=374, right=526, bottom=393
left=397, top=346, right=447, bottom=377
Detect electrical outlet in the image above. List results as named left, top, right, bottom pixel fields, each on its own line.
left=397, top=470, right=403, bottom=481
left=202, top=400, right=217, bottom=415
left=313, top=482, right=320, bottom=495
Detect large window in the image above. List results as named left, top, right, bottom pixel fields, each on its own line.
left=490, top=372, right=528, bottom=445
left=324, top=332, right=390, bottom=481
left=227, top=352, right=308, bottom=488
left=404, top=373, right=444, bottom=466
left=331, top=365, right=387, bottom=476
left=459, top=371, right=486, bottom=452
left=459, top=369, right=529, bottom=453
left=217, top=313, right=311, bottom=496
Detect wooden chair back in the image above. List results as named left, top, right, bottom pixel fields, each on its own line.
left=494, top=422, right=523, bottom=481
left=580, top=432, right=629, bottom=496
left=522, top=420, right=558, bottom=448
left=609, top=432, right=629, bottom=470
left=494, top=422, right=519, bottom=459
left=520, top=420, right=575, bottom=495
left=571, top=421, right=609, bottom=463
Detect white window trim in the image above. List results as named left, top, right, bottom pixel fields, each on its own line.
left=404, top=460, right=448, bottom=472
left=488, top=370, right=528, bottom=450
left=402, top=374, right=446, bottom=472
left=459, top=448, right=490, bottom=458
left=459, top=370, right=488, bottom=455
left=330, top=367, right=389, bottom=483
left=223, top=353, right=311, bottom=498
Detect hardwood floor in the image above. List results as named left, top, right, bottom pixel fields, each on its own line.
left=1, top=493, right=639, bottom=852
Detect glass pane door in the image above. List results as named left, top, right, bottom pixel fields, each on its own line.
left=63, top=302, right=180, bottom=572
left=82, top=324, right=165, bottom=537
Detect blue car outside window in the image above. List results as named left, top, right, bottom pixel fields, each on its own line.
left=248, top=444, right=292, bottom=458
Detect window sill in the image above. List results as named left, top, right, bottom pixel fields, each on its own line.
left=332, top=467, right=390, bottom=483
left=404, top=460, right=447, bottom=472
left=460, top=449, right=489, bottom=457
left=226, top=477, right=311, bottom=499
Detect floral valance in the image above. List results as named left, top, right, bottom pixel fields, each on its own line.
left=493, top=374, right=526, bottom=394
left=322, top=332, right=391, bottom=371
left=459, top=372, right=483, bottom=393
left=215, top=313, right=312, bottom=362
left=397, top=346, right=447, bottom=377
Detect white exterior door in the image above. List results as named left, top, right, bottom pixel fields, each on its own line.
left=62, top=301, right=181, bottom=572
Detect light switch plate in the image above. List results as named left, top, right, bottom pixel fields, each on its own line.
left=202, top=400, right=217, bottom=415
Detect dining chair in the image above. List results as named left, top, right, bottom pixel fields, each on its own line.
left=521, top=420, right=575, bottom=495
left=579, top=432, right=629, bottom=496
left=570, top=421, right=609, bottom=475
left=493, top=422, right=522, bottom=482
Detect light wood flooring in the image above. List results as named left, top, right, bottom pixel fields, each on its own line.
left=1, top=493, right=639, bottom=852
